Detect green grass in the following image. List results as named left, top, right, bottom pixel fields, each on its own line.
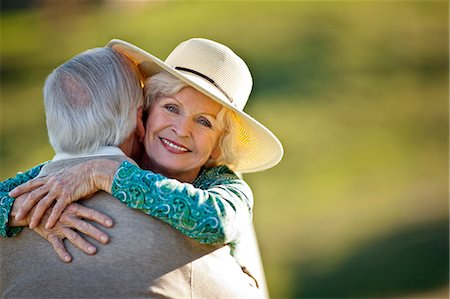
left=1, top=1, right=448, bottom=297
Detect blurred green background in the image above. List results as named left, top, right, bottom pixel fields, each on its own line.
left=1, top=1, right=448, bottom=298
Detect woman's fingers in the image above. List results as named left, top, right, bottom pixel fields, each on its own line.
left=47, top=234, right=72, bottom=263
left=30, top=202, right=113, bottom=263
left=46, top=197, right=72, bottom=229
left=67, top=203, right=113, bottom=228
left=9, top=176, right=47, bottom=198
left=61, top=227, right=97, bottom=255
left=15, top=185, right=50, bottom=221
left=28, top=191, right=58, bottom=229
left=60, top=211, right=110, bottom=245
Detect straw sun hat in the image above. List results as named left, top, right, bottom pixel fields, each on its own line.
left=107, top=38, right=283, bottom=173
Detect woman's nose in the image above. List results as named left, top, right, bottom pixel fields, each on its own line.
left=172, top=118, right=191, bottom=137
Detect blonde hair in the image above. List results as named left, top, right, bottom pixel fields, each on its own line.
left=144, top=71, right=240, bottom=170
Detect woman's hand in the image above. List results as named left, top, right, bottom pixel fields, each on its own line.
left=10, top=161, right=99, bottom=229
left=9, top=159, right=121, bottom=229
left=27, top=202, right=113, bottom=263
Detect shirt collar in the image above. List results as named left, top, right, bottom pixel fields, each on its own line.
left=52, top=146, right=126, bottom=162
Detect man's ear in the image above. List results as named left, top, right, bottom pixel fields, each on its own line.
left=136, top=107, right=146, bottom=142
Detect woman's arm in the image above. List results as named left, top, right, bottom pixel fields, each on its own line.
left=111, top=161, right=253, bottom=245
left=11, top=159, right=253, bottom=245
left=0, top=162, right=46, bottom=237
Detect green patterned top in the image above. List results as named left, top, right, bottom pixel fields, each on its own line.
left=112, top=161, right=253, bottom=245
left=0, top=161, right=253, bottom=246
left=0, top=163, right=46, bottom=237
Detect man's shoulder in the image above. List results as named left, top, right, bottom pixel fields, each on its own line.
left=40, top=155, right=128, bottom=176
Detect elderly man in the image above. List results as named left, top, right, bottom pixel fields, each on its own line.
left=0, top=47, right=263, bottom=298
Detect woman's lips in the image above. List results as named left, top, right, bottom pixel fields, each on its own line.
left=159, top=137, right=190, bottom=153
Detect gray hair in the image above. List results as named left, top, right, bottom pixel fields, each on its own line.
left=43, top=47, right=144, bottom=154
left=144, top=71, right=240, bottom=169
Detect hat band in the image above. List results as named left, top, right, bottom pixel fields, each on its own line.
left=175, top=66, right=233, bottom=103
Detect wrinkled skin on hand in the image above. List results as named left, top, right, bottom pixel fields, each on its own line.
left=26, top=201, right=113, bottom=263
left=10, top=159, right=120, bottom=229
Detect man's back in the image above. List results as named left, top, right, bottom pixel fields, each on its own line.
left=0, top=156, right=260, bottom=298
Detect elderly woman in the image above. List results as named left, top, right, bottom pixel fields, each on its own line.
left=7, top=39, right=283, bottom=268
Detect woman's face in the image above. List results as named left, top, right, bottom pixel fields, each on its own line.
left=142, top=86, right=222, bottom=182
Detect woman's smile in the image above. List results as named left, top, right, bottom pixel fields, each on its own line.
left=141, top=86, right=222, bottom=182
left=159, top=137, right=190, bottom=153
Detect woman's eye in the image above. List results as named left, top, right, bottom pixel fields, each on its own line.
left=197, top=117, right=212, bottom=128
left=164, top=104, right=178, bottom=113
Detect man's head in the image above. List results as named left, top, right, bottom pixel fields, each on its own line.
left=43, top=47, right=144, bottom=156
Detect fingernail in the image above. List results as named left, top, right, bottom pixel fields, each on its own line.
left=64, top=255, right=71, bottom=262
left=45, top=220, right=54, bottom=229
left=15, top=211, right=22, bottom=220
left=106, top=219, right=113, bottom=227
left=100, top=235, right=108, bottom=243
left=88, top=246, right=96, bottom=254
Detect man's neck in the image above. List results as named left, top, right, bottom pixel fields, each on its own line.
left=52, top=146, right=126, bottom=162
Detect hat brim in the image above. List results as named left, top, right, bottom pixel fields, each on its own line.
left=107, top=39, right=283, bottom=173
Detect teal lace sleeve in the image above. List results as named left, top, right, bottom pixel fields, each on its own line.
left=0, top=162, right=47, bottom=237
left=111, top=161, right=253, bottom=245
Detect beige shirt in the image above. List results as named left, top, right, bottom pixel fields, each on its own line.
left=0, top=155, right=263, bottom=298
